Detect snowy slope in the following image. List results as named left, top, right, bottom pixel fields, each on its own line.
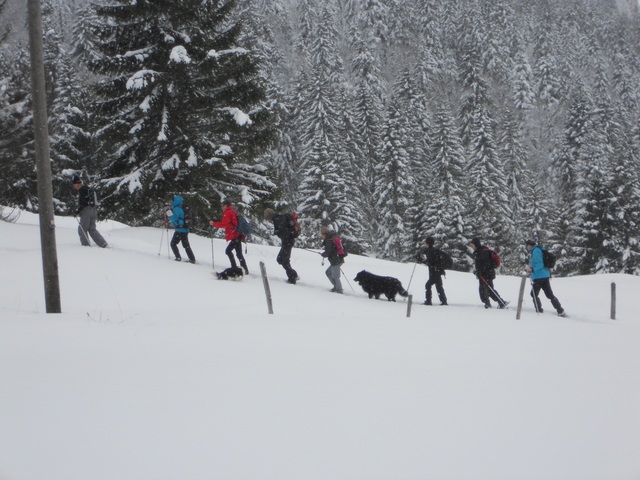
left=1, top=211, right=639, bottom=480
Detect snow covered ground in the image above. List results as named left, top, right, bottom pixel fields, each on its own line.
left=1, top=210, right=639, bottom=480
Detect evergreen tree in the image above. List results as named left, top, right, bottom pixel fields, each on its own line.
left=350, top=37, right=384, bottom=246
left=424, top=104, right=468, bottom=269
left=0, top=48, right=36, bottom=210
left=81, top=0, right=275, bottom=226
left=374, top=100, right=412, bottom=260
left=296, top=2, right=351, bottom=245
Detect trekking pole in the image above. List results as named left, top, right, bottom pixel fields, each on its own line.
left=406, top=262, right=418, bottom=291
left=479, top=274, right=507, bottom=305
left=74, top=216, right=92, bottom=246
left=340, top=268, right=355, bottom=292
left=210, top=228, right=215, bottom=270
left=157, top=226, right=165, bottom=256
left=530, top=277, right=542, bottom=313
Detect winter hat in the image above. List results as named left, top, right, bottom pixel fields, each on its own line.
left=222, top=199, right=232, bottom=207
left=469, top=238, right=481, bottom=248
left=72, top=175, right=82, bottom=185
left=425, top=236, right=434, bottom=247
left=320, top=226, right=331, bottom=236
left=263, top=208, right=275, bottom=221
left=525, top=238, right=536, bottom=246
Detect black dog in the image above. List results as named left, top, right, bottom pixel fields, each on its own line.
left=217, top=266, right=244, bottom=281
left=354, top=270, right=409, bottom=302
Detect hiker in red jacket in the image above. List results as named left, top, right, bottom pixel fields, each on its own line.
left=210, top=200, right=248, bottom=274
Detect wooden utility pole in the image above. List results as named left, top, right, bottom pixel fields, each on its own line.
left=27, top=0, right=61, bottom=313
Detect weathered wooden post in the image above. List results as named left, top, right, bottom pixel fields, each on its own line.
left=516, top=276, right=527, bottom=320
left=611, top=282, right=616, bottom=320
left=406, top=294, right=413, bottom=318
left=259, top=261, right=273, bottom=314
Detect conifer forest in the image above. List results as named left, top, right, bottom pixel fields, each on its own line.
left=1, top=0, right=640, bottom=276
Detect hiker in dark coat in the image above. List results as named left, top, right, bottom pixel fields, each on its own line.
left=525, top=239, right=566, bottom=316
left=210, top=200, right=248, bottom=274
left=320, top=226, right=344, bottom=294
left=72, top=176, right=108, bottom=248
left=264, top=208, right=299, bottom=284
left=417, top=236, right=448, bottom=306
left=468, top=237, right=507, bottom=309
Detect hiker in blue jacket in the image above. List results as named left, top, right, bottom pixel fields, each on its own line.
left=525, top=239, right=565, bottom=316
left=165, top=195, right=196, bottom=264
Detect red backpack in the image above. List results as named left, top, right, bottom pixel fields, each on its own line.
left=333, top=237, right=347, bottom=258
left=488, top=248, right=501, bottom=268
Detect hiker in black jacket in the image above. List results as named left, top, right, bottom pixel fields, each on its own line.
left=417, top=236, right=447, bottom=306
left=72, top=176, right=108, bottom=248
left=264, top=208, right=299, bottom=284
left=468, top=237, right=507, bottom=309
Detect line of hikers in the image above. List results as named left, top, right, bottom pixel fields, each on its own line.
left=72, top=179, right=565, bottom=315
left=417, top=236, right=565, bottom=316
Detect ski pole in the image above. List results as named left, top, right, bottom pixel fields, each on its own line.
left=406, top=262, right=418, bottom=291
left=74, top=216, right=92, bottom=246
left=340, top=268, right=355, bottom=292
left=158, top=226, right=165, bottom=256
left=166, top=226, right=171, bottom=258
left=530, top=277, right=542, bottom=313
left=210, top=228, right=215, bottom=269
left=479, top=274, right=507, bottom=306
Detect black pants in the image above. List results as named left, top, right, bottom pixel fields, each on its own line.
left=478, top=275, right=506, bottom=307
left=277, top=238, right=298, bottom=280
left=425, top=270, right=447, bottom=304
left=171, top=231, right=195, bottom=262
left=226, top=237, right=248, bottom=272
left=530, top=278, right=563, bottom=313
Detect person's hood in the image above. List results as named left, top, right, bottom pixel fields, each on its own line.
left=172, top=195, right=184, bottom=208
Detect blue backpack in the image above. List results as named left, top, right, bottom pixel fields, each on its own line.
left=236, top=215, right=252, bottom=238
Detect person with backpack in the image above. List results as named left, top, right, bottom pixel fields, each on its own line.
left=165, top=195, right=196, bottom=264
left=319, top=226, right=345, bottom=294
left=72, top=176, right=108, bottom=248
left=524, top=239, right=566, bottom=317
left=468, top=237, right=508, bottom=309
left=210, top=200, right=248, bottom=274
left=417, top=236, right=448, bottom=306
left=264, top=208, right=299, bottom=284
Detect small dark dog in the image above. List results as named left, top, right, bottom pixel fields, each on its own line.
left=354, top=270, right=409, bottom=302
left=216, top=266, right=244, bottom=281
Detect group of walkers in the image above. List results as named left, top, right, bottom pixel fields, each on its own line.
left=71, top=178, right=565, bottom=315
left=417, top=236, right=566, bottom=316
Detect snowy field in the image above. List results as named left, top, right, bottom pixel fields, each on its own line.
left=1, top=210, right=640, bottom=480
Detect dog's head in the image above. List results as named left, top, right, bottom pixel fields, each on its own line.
left=354, top=270, right=367, bottom=283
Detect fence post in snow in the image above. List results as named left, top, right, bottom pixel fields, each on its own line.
left=516, top=276, right=527, bottom=320
left=611, top=282, right=616, bottom=320
left=259, top=261, right=273, bottom=315
left=406, top=295, right=413, bottom=318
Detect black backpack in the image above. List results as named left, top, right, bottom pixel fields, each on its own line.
left=433, top=248, right=453, bottom=270
left=87, top=187, right=100, bottom=207
left=182, top=204, right=191, bottom=229
left=542, top=248, right=557, bottom=269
